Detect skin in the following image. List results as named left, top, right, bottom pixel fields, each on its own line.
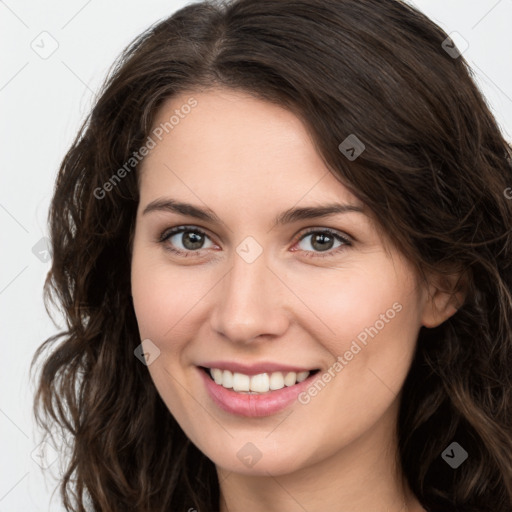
left=130, top=88, right=459, bottom=512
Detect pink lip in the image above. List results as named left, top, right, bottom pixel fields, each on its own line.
left=198, top=367, right=319, bottom=417
left=199, top=360, right=316, bottom=376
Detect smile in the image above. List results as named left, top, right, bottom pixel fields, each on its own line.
left=198, top=365, right=321, bottom=417
left=206, top=367, right=314, bottom=393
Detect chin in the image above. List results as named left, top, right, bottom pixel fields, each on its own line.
left=198, top=435, right=318, bottom=477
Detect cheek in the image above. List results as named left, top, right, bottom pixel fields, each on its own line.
left=299, top=259, right=423, bottom=402
left=283, top=269, right=422, bottom=462
left=130, top=247, right=207, bottom=343
left=301, top=259, right=420, bottom=346
left=130, top=248, right=204, bottom=433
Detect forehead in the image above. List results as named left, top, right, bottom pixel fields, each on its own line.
left=138, top=88, right=362, bottom=208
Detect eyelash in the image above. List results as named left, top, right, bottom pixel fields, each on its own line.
left=157, top=225, right=352, bottom=259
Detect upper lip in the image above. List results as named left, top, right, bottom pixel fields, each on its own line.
left=199, top=361, right=318, bottom=376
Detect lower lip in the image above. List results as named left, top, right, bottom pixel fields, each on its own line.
left=198, top=367, right=319, bottom=417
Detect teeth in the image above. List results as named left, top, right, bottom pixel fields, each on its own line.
left=269, top=372, right=284, bottom=390
left=250, top=373, right=270, bottom=392
left=233, top=372, right=250, bottom=392
left=222, top=369, right=233, bottom=389
left=296, top=371, right=309, bottom=383
left=212, top=368, right=223, bottom=385
left=208, top=368, right=312, bottom=393
left=284, top=372, right=297, bottom=386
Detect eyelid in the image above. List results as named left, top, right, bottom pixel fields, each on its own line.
left=158, top=225, right=212, bottom=243
left=296, top=226, right=352, bottom=244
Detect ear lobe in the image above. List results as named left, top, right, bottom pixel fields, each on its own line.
left=421, top=271, right=466, bottom=328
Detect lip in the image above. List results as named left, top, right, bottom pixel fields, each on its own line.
left=198, top=366, right=320, bottom=417
left=199, top=360, right=316, bottom=376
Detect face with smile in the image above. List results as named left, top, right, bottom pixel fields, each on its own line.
left=130, top=88, right=455, bottom=479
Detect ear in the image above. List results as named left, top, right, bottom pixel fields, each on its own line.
left=420, top=271, right=466, bottom=328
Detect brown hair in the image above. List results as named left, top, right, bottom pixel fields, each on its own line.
left=31, top=0, right=512, bottom=510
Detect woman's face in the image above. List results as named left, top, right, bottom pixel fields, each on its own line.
left=130, top=88, right=443, bottom=476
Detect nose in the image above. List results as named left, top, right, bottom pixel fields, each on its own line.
left=209, top=246, right=291, bottom=344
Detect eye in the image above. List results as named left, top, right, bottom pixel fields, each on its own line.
left=293, top=228, right=352, bottom=258
left=158, top=225, right=352, bottom=259
left=158, top=226, right=216, bottom=257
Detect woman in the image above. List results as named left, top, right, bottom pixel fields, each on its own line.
left=32, top=0, right=512, bottom=511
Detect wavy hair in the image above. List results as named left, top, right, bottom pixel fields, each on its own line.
left=31, top=0, right=512, bottom=510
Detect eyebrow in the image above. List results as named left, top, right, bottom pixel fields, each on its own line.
left=142, top=198, right=365, bottom=226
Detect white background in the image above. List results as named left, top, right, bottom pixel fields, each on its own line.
left=1, top=0, right=511, bottom=510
